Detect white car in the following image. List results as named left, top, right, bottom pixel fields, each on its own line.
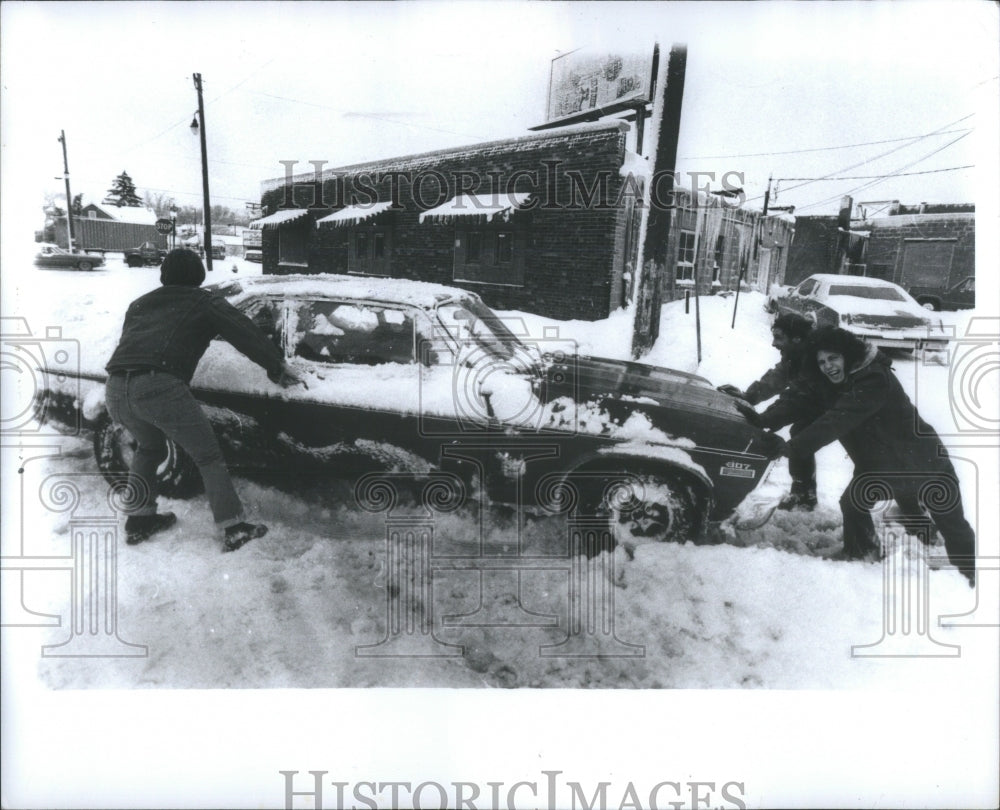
left=771, top=274, right=949, bottom=353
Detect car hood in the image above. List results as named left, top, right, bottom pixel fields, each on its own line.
left=828, top=296, right=932, bottom=328
left=542, top=354, right=762, bottom=450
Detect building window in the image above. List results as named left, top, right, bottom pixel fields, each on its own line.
left=676, top=230, right=696, bottom=281
left=348, top=227, right=391, bottom=276
left=278, top=228, right=308, bottom=266
left=454, top=226, right=524, bottom=286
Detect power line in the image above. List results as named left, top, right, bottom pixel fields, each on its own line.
left=775, top=165, right=973, bottom=181
left=681, top=122, right=973, bottom=160
left=793, top=131, right=973, bottom=213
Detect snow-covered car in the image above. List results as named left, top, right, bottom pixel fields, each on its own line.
left=770, top=273, right=949, bottom=352
left=36, top=274, right=780, bottom=545
left=33, top=243, right=105, bottom=272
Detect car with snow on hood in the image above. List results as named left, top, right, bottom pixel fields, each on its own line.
left=37, top=274, right=782, bottom=546
left=770, top=273, right=950, bottom=354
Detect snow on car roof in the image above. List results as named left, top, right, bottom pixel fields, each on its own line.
left=807, top=274, right=899, bottom=287
left=213, top=273, right=480, bottom=310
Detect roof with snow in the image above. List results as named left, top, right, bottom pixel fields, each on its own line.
left=87, top=203, right=159, bottom=225
left=249, top=209, right=313, bottom=229
left=869, top=212, right=975, bottom=229
left=261, top=120, right=629, bottom=195
left=805, top=273, right=899, bottom=286
left=316, top=201, right=395, bottom=228
left=210, top=272, right=481, bottom=311
left=418, top=192, right=532, bottom=223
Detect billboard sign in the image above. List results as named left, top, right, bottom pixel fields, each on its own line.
left=544, top=48, right=656, bottom=125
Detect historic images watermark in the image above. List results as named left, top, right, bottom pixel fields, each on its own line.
left=1, top=316, right=146, bottom=657
left=272, top=161, right=747, bottom=212
left=279, top=770, right=748, bottom=810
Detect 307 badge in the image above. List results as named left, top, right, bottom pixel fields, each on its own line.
left=720, top=460, right=756, bottom=479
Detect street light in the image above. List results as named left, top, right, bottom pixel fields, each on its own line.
left=190, top=73, right=214, bottom=271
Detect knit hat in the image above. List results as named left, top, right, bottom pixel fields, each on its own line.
left=160, top=248, right=206, bottom=287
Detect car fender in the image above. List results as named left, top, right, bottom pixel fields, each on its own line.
left=551, top=442, right=715, bottom=515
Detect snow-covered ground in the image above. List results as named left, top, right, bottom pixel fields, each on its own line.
left=3, top=251, right=998, bottom=806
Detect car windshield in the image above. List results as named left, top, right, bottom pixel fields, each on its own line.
left=434, top=299, right=524, bottom=360
left=828, top=284, right=906, bottom=301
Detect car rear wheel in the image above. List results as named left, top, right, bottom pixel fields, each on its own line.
left=125, top=256, right=143, bottom=268
left=919, top=299, right=940, bottom=311
left=601, top=472, right=707, bottom=548
left=77, top=260, right=93, bottom=271
left=93, top=413, right=203, bottom=499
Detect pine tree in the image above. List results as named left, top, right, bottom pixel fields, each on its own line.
left=104, top=171, right=143, bottom=207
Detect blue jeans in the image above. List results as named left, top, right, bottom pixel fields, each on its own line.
left=105, top=371, right=245, bottom=527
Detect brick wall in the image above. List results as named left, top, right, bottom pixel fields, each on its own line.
left=865, top=213, right=975, bottom=288
left=258, top=122, right=632, bottom=321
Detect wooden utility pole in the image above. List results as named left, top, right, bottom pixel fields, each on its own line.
left=731, top=175, right=770, bottom=328
left=57, top=130, right=75, bottom=251
left=193, top=73, right=214, bottom=271
left=630, top=44, right=687, bottom=360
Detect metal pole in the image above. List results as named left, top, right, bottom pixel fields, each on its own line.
left=731, top=177, right=771, bottom=328
left=193, top=73, right=213, bottom=271
left=58, top=130, right=75, bottom=251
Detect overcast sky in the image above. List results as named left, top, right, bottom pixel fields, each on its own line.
left=2, top=1, right=997, bottom=224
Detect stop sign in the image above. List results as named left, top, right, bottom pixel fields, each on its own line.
left=155, top=218, right=174, bottom=235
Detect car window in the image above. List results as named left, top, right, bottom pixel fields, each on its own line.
left=287, top=300, right=416, bottom=365
left=239, top=296, right=284, bottom=351
left=828, top=284, right=905, bottom=301
left=796, top=280, right=816, bottom=296
left=959, top=278, right=974, bottom=292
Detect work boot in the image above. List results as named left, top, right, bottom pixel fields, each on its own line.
left=223, top=522, right=268, bottom=552
left=125, top=512, right=177, bottom=545
left=777, top=489, right=817, bottom=512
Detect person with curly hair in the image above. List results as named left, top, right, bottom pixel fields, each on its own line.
left=750, top=326, right=976, bottom=586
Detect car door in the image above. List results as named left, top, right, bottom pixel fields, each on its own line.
left=189, top=294, right=286, bottom=472
left=265, top=297, right=443, bottom=482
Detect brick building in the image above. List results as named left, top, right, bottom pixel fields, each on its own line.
left=785, top=203, right=975, bottom=292
left=253, top=120, right=789, bottom=321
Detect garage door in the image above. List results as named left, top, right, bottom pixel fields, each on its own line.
left=900, top=239, right=955, bottom=287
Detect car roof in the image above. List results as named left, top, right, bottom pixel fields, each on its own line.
left=210, top=273, right=480, bottom=311
left=806, top=273, right=899, bottom=287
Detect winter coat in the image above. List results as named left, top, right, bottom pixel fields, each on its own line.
left=743, top=343, right=807, bottom=405
left=760, top=343, right=951, bottom=475
left=106, top=285, right=284, bottom=384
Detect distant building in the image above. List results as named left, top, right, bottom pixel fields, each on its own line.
left=55, top=203, right=163, bottom=252
left=253, top=120, right=790, bottom=321
left=785, top=202, right=974, bottom=293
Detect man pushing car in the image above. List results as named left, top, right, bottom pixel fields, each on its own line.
left=105, top=248, right=304, bottom=550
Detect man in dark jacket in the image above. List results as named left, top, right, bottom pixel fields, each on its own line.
left=719, top=312, right=820, bottom=510
left=755, top=326, right=976, bottom=587
left=105, top=249, right=303, bottom=551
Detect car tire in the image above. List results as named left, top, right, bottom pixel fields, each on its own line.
left=919, top=299, right=940, bottom=311
left=599, top=471, right=707, bottom=548
left=77, top=260, right=93, bottom=271
left=93, top=413, right=203, bottom=499
left=125, top=256, right=143, bottom=268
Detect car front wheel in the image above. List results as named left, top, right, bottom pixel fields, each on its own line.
left=601, top=472, right=707, bottom=548
left=93, top=413, right=203, bottom=499
left=919, top=299, right=940, bottom=311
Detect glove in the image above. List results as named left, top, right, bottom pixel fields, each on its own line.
left=717, top=384, right=746, bottom=398
left=760, top=431, right=788, bottom=460
left=733, top=399, right=762, bottom=427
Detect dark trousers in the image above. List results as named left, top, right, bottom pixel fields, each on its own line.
left=840, top=468, right=976, bottom=568
left=105, top=371, right=245, bottom=527
left=788, top=421, right=816, bottom=495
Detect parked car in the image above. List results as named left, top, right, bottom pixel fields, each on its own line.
left=245, top=249, right=263, bottom=263
left=769, top=273, right=949, bottom=353
left=35, top=274, right=780, bottom=546
left=123, top=241, right=168, bottom=268
left=33, top=244, right=105, bottom=272
left=907, top=276, right=975, bottom=311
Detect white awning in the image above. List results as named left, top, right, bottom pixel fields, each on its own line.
left=419, top=192, right=532, bottom=224
left=249, top=209, right=311, bottom=229
left=316, top=201, right=394, bottom=228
